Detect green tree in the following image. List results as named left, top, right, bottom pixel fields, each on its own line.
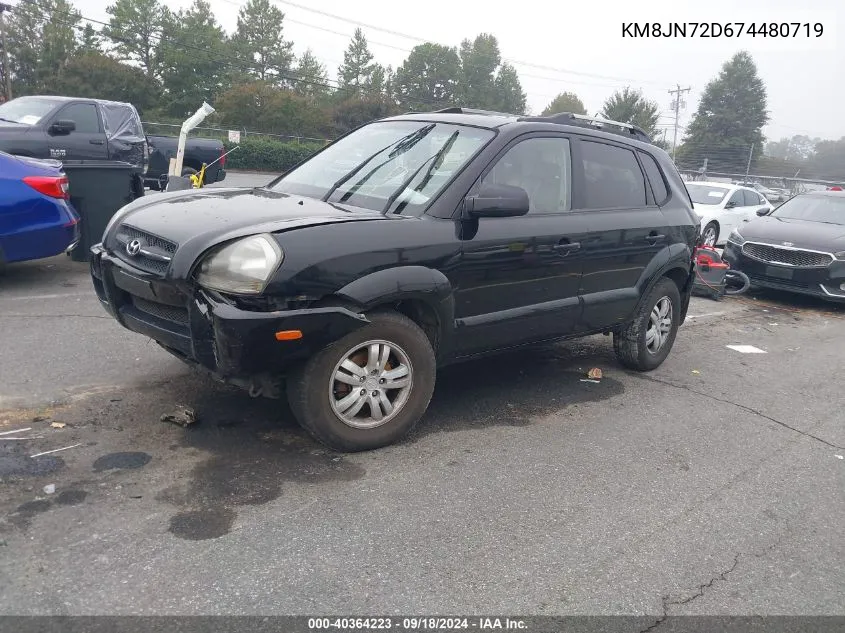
left=331, top=97, right=394, bottom=135
left=338, top=28, right=375, bottom=95
left=158, top=0, right=229, bottom=117
left=217, top=81, right=329, bottom=138
left=809, top=138, right=845, bottom=180
left=542, top=91, right=587, bottom=116
left=78, top=24, right=102, bottom=55
left=601, top=86, right=660, bottom=138
left=49, top=53, right=161, bottom=113
left=493, top=62, right=526, bottom=114
left=679, top=51, right=769, bottom=172
left=394, top=43, right=461, bottom=111
left=6, top=0, right=80, bottom=94
left=765, top=134, right=818, bottom=162
left=231, top=0, right=294, bottom=85
left=456, top=33, right=500, bottom=109
left=293, top=49, right=329, bottom=100
left=104, top=0, right=165, bottom=78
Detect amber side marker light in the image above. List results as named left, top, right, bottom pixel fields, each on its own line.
left=275, top=330, right=303, bottom=341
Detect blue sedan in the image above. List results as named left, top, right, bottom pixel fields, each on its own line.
left=0, top=150, right=80, bottom=267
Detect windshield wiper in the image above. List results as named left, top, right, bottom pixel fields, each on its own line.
left=0, top=117, right=18, bottom=123
left=382, top=130, right=460, bottom=214
left=336, top=124, right=436, bottom=204
left=321, top=124, right=435, bottom=203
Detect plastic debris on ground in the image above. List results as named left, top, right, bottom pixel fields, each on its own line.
left=43, top=484, right=56, bottom=494
left=691, top=370, right=701, bottom=375
left=726, top=345, right=767, bottom=354
left=50, top=422, right=67, bottom=429
left=160, top=406, right=197, bottom=427
left=587, top=368, right=603, bottom=380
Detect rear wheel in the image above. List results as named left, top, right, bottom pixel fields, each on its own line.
left=614, top=278, right=681, bottom=371
left=287, top=311, right=436, bottom=452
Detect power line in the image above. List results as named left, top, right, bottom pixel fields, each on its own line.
left=272, top=0, right=674, bottom=88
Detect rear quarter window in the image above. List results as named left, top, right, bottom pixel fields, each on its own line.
left=580, top=140, right=647, bottom=209
left=638, top=151, right=669, bottom=205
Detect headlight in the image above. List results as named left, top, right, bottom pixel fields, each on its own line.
left=835, top=251, right=845, bottom=261
left=727, top=228, right=746, bottom=246
left=196, top=234, right=283, bottom=294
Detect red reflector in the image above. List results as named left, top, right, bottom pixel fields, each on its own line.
left=220, top=149, right=226, bottom=168
left=828, top=186, right=843, bottom=191
left=23, top=175, right=70, bottom=200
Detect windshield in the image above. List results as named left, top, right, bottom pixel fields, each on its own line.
left=770, top=195, right=845, bottom=225
left=271, top=121, right=495, bottom=214
left=0, top=97, right=56, bottom=125
left=686, top=184, right=729, bottom=205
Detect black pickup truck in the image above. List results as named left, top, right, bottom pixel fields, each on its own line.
left=144, top=134, right=227, bottom=190
left=0, top=96, right=226, bottom=189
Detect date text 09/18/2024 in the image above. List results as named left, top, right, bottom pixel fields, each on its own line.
left=307, top=617, right=527, bottom=630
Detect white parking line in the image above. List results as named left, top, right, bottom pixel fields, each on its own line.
left=686, top=311, right=727, bottom=319
left=0, top=292, right=91, bottom=302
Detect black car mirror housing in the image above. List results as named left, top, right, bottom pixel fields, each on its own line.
left=463, top=184, right=530, bottom=219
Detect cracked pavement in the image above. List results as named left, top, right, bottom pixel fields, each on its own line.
left=1, top=200, right=843, bottom=616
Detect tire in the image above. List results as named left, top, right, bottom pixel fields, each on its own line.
left=614, top=277, right=682, bottom=372
left=286, top=311, right=436, bottom=452
left=701, top=222, right=719, bottom=247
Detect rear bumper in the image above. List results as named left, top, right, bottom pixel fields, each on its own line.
left=90, top=244, right=369, bottom=382
left=723, top=241, right=845, bottom=302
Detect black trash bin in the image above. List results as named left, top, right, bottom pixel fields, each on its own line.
left=64, top=161, right=144, bottom=262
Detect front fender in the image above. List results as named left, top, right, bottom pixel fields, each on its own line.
left=334, top=266, right=456, bottom=356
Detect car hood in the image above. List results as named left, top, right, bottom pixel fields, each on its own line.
left=0, top=122, right=31, bottom=133
left=739, top=216, right=845, bottom=251
left=106, top=186, right=388, bottom=254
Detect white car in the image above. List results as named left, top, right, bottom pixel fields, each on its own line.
left=686, top=181, right=774, bottom=247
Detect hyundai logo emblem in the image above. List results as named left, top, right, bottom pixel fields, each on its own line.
left=126, top=239, right=143, bottom=256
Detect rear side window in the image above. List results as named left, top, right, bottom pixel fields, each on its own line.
left=56, top=103, right=100, bottom=134
left=639, top=152, right=669, bottom=205
left=580, top=140, right=646, bottom=209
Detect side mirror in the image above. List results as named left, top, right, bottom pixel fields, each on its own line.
left=463, top=183, right=529, bottom=219
left=756, top=206, right=770, bottom=216
left=49, top=119, right=76, bottom=135
left=725, top=200, right=736, bottom=209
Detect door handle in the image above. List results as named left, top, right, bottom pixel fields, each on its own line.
left=645, top=234, right=665, bottom=243
left=553, top=241, right=581, bottom=255
left=89, top=139, right=105, bottom=145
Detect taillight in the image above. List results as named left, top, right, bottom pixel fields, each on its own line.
left=23, top=175, right=69, bottom=200
left=220, top=147, right=226, bottom=169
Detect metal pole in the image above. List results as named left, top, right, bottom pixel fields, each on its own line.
left=745, top=144, right=754, bottom=179
left=0, top=2, right=13, bottom=102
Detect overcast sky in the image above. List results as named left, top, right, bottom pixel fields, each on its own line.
left=69, top=0, right=842, bottom=142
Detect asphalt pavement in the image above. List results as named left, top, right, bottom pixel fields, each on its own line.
left=0, top=173, right=843, bottom=619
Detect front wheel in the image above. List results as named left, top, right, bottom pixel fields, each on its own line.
left=701, top=222, right=719, bottom=247
left=614, top=278, right=682, bottom=371
left=287, top=311, right=436, bottom=452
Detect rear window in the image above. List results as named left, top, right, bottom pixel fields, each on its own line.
left=639, top=152, right=669, bottom=205
left=686, top=184, right=729, bottom=205
left=580, top=140, right=647, bottom=209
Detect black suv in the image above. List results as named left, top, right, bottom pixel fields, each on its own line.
left=90, top=108, right=698, bottom=451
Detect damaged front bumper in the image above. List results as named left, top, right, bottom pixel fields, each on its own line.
left=89, top=244, right=369, bottom=392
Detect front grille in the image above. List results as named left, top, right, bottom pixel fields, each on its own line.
left=741, top=242, right=832, bottom=268
left=113, top=225, right=177, bottom=276
left=130, top=296, right=189, bottom=325
left=748, top=275, right=810, bottom=290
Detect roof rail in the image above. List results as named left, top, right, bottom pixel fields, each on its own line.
left=434, top=106, right=520, bottom=118
left=518, top=111, right=652, bottom=143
